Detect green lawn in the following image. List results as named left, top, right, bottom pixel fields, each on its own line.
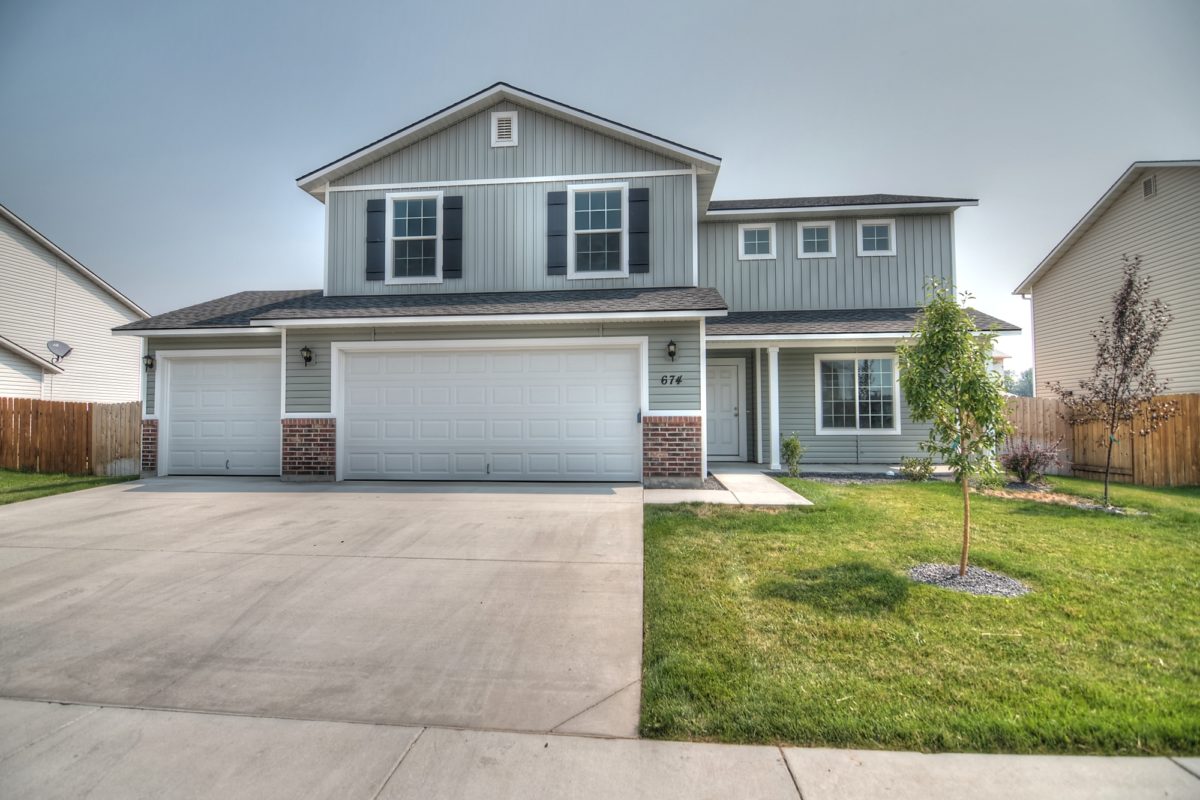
left=0, top=469, right=135, bottom=506
left=641, top=476, right=1200, bottom=755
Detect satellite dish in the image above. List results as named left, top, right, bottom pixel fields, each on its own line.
left=46, top=340, right=73, bottom=362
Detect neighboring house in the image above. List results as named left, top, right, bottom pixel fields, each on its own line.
left=1015, top=160, right=1200, bottom=396
left=115, top=83, right=1016, bottom=485
left=1, top=202, right=148, bottom=402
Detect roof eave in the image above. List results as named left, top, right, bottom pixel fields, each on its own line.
left=251, top=309, right=728, bottom=328
left=0, top=336, right=65, bottom=373
left=704, top=199, right=978, bottom=220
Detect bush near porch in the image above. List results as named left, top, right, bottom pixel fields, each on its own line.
left=641, top=476, right=1200, bottom=754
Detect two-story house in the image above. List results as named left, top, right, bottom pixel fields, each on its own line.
left=115, top=83, right=1016, bottom=486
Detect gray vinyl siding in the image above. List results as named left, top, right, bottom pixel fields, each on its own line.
left=144, top=335, right=282, bottom=414
left=326, top=174, right=693, bottom=295
left=285, top=321, right=701, bottom=414
left=1031, top=166, right=1200, bottom=395
left=331, top=101, right=687, bottom=188
left=698, top=214, right=955, bottom=312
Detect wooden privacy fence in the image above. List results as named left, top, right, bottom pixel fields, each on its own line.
left=0, top=398, right=142, bottom=476
left=1005, top=393, right=1200, bottom=487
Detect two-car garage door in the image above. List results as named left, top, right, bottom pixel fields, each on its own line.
left=341, top=345, right=641, bottom=481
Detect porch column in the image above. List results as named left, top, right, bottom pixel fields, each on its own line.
left=768, top=346, right=781, bottom=471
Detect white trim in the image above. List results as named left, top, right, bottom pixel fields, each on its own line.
left=113, top=327, right=280, bottom=337
left=707, top=332, right=905, bottom=344
left=279, top=328, right=287, bottom=418
left=643, top=410, right=703, bottom=417
left=324, top=169, right=696, bottom=194
left=768, top=346, right=780, bottom=470
left=330, top=336, right=649, bottom=482
left=490, top=110, right=518, bottom=148
left=567, top=182, right=629, bottom=280
left=797, top=220, right=836, bottom=259
left=322, top=183, right=332, bottom=295
left=738, top=222, right=777, bottom=261
left=705, top=200, right=978, bottom=218
left=384, top=190, right=444, bottom=285
left=690, top=168, right=699, bottom=286
left=699, top=318, right=708, bottom=468
left=813, top=352, right=902, bottom=436
left=282, top=412, right=336, bottom=419
left=856, top=218, right=896, bottom=257
left=755, top=348, right=763, bottom=465
left=153, top=348, right=282, bottom=360
left=255, top=309, right=726, bottom=327
left=705, top=356, right=746, bottom=461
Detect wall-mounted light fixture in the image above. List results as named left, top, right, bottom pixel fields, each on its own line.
left=299, top=345, right=313, bottom=367
left=666, top=340, right=678, bottom=362
left=142, top=354, right=155, bottom=371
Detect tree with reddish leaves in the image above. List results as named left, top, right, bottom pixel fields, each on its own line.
left=1048, top=255, right=1178, bottom=507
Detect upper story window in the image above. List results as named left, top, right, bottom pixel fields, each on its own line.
left=816, top=355, right=900, bottom=435
left=386, top=191, right=443, bottom=284
left=738, top=223, right=776, bottom=261
left=798, top=221, right=836, bottom=258
left=856, top=219, right=896, bottom=257
left=568, top=183, right=628, bottom=278
left=491, top=111, right=518, bottom=148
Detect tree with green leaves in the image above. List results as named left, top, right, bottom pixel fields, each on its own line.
left=1003, top=368, right=1033, bottom=397
left=898, top=284, right=1012, bottom=576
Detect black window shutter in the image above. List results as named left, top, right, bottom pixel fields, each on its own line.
left=547, top=191, right=567, bottom=275
left=628, top=188, right=650, bottom=273
left=365, top=199, right=385, bottom=281
left=443, top=196, right=463, bottom=279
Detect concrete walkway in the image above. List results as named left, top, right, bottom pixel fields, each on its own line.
left=644, top=462, right=813, bottom=506
left=1, top=698, right=1196, bottom=799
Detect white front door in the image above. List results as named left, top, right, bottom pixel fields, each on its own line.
left=706, top=359, right=745, bottom=460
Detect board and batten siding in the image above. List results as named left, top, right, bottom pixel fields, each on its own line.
left=285, top=321, right=702, bottom=414
left=327, top=174, right=693, bottom=295
left=1031, top=166, right=1200, bottom=395
left=699, top=214, right=954, bottom=312
left=144, top=335, right=282, bottom=415
left=330, top=100, right=687, bottom=188
left=0, top=214, right=144, bottom=403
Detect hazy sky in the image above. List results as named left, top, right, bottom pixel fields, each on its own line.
left=3, top=0, right=1199, bottom=370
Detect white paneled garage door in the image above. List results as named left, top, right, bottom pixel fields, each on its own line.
left=342, top=345, right=641, bottom=481
left=164, top=356, right=281, bottom=476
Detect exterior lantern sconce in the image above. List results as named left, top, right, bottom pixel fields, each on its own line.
left=299, top=346, right=313, bottom=367
left=666, top=340, right=678, bottom=362
left=142, top=354, right=155, bottom=371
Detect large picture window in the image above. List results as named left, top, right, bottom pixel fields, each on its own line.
left=385, top=191, right=443, bottom=284
left=568, top=183, right=628, bottom=278
left=816, top=355, right=899, bottom=434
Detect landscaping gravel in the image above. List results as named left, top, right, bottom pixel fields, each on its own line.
left=908, top=563, right=1030, bottom=598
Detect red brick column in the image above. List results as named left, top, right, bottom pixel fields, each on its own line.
left=642, top=415, right=704, bottom=488
left=141, top=419, right=158, bottom=474
left=281, top=418, right=336, bottom=481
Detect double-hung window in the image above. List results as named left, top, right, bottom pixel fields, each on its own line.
left=856, top=218, right=896, bottom=257
left=798, top=221, right=836, bottom=258
left=738, top=223, right=776, bottom=260
left=816, top=355, right=900, bottom=434
left=386, top=191, right=443, bottom=284
left=568, top=183, right=628, bottom=278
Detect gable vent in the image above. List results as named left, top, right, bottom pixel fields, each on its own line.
left=1143, top=174, right=1157, bottom=198
left=491, top=111, right=518, bottom=148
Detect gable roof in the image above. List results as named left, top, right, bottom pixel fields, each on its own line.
left=0, top=201, right=149, bottom=319
left=1013, top=160, right=1200, bottom=295
left=0, top=334, right=64, bottom=374
left=295, top=82, right=722, bottom=199
left=706, top=194, right=977, bottom=217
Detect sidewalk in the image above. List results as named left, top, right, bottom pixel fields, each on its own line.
left=644, top=462, right=813, bottom=506
left=1, top=699, right=1196, bottom=799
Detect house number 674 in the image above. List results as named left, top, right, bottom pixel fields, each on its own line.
left=659, top=375, right=684, bottom=385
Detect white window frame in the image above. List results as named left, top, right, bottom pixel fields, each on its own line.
left=813, top=353, right=901, bottom=436
left=385, top=190, right=444, bottom=285
left=567, top=182, right=629, bottom=280
left=738, top=222, right=777, bottom=261
left=797, top=220, right=836, bottom=259
left=856, top=218, right=896, bottom=257
left=491, top=110, right=518, bottom=148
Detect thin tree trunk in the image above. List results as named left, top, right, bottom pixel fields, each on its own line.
left=960, top=471, right=971, bottom=577
left=1103, top=413, right=1118, bottom=507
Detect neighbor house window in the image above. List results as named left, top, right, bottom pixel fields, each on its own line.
left=738, top=223, right=776, bottom=260
left=568, top=183, right=628, bottom=277
left=816, top=355, right=899, bottom=434
left=856, top=219, right=896, bottom=257
left=386, top=191, right=442, bottom=284
left=798, top=221, right=836, bottom=258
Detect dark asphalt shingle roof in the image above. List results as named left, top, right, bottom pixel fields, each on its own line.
left=707, top=307, right=1019, bottom=336
left=707, top=194, right=977, bottom=211
left=115, top=287, right=727, bottom=331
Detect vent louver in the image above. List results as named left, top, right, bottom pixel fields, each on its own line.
left=1143, top=175, right=1157, bottom=198
left=491, top=111, right=518, bottom=148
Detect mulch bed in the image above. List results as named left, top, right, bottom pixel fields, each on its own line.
left=908, top=563, right=1030, bottom=597
left=981, top=482, right=1146, bottom=515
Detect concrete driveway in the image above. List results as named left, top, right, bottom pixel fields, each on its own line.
left=0, top=477, right=643, bottom=737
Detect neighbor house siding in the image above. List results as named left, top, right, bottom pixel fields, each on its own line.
left=1031, top=166, right=1200, bottom=395
left=144, top=335, right=282, bottom=414
left=0, top=349, right=44, bottom=397
left=284, top=321, right=701, bottom=414
left=326, top=174, right=693, bottom=295
left=698, top=214, right=955, bottom=312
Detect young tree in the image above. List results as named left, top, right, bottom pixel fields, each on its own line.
left=1048, top=255, right=1177, bottom=507
left=898, top=284, right=1012, bottom=576
left=1011, top=368, right=1034, bottom=397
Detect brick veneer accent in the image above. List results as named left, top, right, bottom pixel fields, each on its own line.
left=281, top=418, right=336, bottom=481
left=141, top=419, right=158, bottom=474
left=642, top=415, right=704, bottom=489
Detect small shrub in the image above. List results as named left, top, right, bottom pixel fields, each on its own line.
left=780, top=433, right=806, bottom=478
left=1000, top=438, right=1062, bottom=484
left=899, top=456, right=935, bottom=482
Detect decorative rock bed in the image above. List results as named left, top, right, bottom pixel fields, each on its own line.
left=908, top=563, right=1030, bottom=598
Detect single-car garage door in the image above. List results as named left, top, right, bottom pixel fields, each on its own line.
left=342, top=345, right=641, bottom=481
left=163, top=355, right=281, bottom=476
